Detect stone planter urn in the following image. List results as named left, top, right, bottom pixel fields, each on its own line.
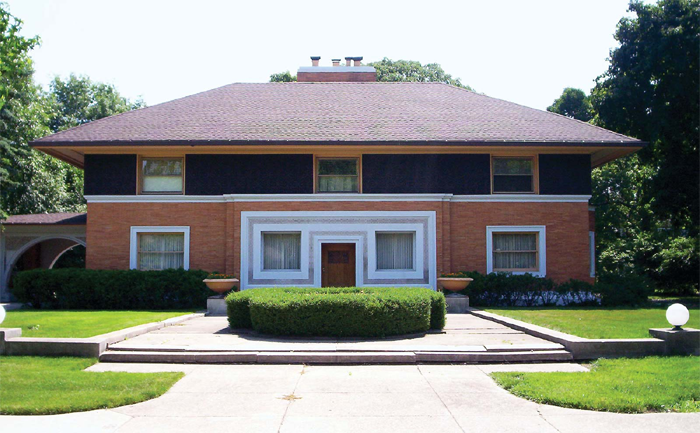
left=203, top=278, right=239, bottom=294
left=437, top=277, right=473, bottom=293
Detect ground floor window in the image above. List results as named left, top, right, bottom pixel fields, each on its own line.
left=486, top=226, right=546, bottom=277
left=262, top=232, right=301, bottom=270
left=130, top=226, right=190, bottom=270
left=589, top=231, right=595, bottom=277
left=376, top=232, right=415, bottom=270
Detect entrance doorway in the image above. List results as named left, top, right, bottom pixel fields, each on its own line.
left=321, top=243, right=356, bottom=287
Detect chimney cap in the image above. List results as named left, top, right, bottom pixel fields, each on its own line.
left=331, top=58, right=341, bottom=62
left=345, top=56, right=363, bottom=61
left=310, top=56, right=321, bottom=60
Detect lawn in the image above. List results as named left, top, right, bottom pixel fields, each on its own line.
left=485, top=304, right=700, bottom=339
left=491, top=356, right=700, bottom=413
left=1, top=310, right=194, bottom=338
left=0, top=356, right=183, bottom=415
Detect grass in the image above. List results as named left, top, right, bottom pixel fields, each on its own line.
left=485, top=303, right=700, bottom=339
left=491, top=356, right=700, bottom=413
left=1, top=310, right=194, bottom=338
left=0, top=356, right=183, bottom=415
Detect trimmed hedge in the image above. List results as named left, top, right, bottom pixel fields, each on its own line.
left=226, top=287, right=446, bottom=337
left=11, top=268, right=210, bottom=310
left=449, top=271, right=649, bottom=307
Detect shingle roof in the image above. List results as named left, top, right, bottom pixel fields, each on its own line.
left=31, top=82, right=642, bottom=146
left=1, top=212, right=87, bottom=225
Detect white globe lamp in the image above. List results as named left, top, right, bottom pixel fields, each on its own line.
left=666, top=303, right=689, bottom=330
left=0, top=305, right=5, bottom=325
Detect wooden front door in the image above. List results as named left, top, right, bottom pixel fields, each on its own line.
left=321, top=243, right=356, bottom=287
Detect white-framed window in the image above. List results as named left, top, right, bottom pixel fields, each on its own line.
left=316, top=157, right=360, bottom=193
left=140, top=157, right=184, bottom=194
left=486, top=226, right=546, bottom=277
left=368, top=225, right=424, bottom=280
left=589, top=231, right=595, bottom=277
left=376, top=232, right=415, bottom=271
left=262, top=232, right=302, bottom=271
left=129, top=226, right=190, bottom=270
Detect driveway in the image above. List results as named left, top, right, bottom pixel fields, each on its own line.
left=2, top=363, right=698, bottom=433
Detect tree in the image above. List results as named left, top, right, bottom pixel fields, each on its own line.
left=269, top=71, right=296, bottom=82
left=367, top=58, right=474, bottom=90
left=0, top=5, right=145, bottom=218
left=0, top=4, right=49, bottom=218
left=589, top=0, right=699, bottom=294
left=49, top=74, right=145, bottom=132
left=592, top=0, right=699, bottom=231
left=547, top=88, right=593, bottom=122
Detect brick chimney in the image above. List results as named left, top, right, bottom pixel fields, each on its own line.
left=297, top=56, right=376, bottom=82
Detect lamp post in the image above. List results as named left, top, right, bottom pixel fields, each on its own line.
left=666, top=303, right=690, bottom=331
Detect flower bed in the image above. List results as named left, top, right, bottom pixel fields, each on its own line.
left=226, top=287, right=445, bottom=337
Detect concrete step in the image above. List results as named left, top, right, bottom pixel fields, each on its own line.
left=99, top=349, right=573, bottom=364
left=106, top=343, right=565, bottom=353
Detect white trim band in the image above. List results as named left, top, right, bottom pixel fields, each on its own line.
left=86, top=194, right=592, bottom=203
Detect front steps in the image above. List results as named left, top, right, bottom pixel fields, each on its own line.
left=99, top=345, right=573, bottom=364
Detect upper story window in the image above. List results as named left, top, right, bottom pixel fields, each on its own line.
left=492, top=157, right=535, bottom=193
left=316, top=158, right=359, bottom=193
left=140, top=157, right=183, bottom=194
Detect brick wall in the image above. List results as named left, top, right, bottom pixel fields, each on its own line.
left=86, top=200, right=592, bottom=283
left=86, top=202, right=227, bottom=271
left=297, top=72, right=377, bottom=82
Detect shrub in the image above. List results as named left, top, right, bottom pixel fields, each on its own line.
left=428, top=290, right=447, bottom=329
left=226, top=287, right=445, bottom=337
left=225, top=289, right=256, bottom=328
left=446, top=271, right=598, bottom=307
left=595, top=272, right=653, bottom=306
left=11, top=268, right=210, bottom=310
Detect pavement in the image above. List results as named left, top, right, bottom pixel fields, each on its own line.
left=107, top=314, right=558, bottom=352
left=2, top=362, right=698, bottom=433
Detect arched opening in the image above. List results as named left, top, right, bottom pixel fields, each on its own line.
left=6, top=237, right=86, bottom=291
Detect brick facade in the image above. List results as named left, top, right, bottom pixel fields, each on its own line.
left=86, top=200, right=594, bottom=284
left=297, top=72, right=376, bottom=82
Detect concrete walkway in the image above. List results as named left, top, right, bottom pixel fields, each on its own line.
left=109, top=314, right=555, bottom=350
left=101, top=314, right=572, bottom=363
left=2, top=363, right=697, bottom=433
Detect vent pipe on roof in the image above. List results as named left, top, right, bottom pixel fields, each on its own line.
left=310, top=56, right=320, bottom=67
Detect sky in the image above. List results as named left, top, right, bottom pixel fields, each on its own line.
left=6, top=0, right=641, bottom=110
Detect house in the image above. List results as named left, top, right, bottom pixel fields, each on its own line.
left=2, top=57, right=643, bottom=297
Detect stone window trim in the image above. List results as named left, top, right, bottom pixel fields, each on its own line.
left=129, top=226, right=190, bottom=270
left=486, top=225, right=546, bottom=277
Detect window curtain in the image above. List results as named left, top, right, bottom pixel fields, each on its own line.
left=263, top=233, right=301, bottom=270
left=493, top=233, right=537, bottom=270
left=376, top=232, right=414, bottom=270
left=138, top=233, right=185, bottom=270
left=142, top=159, right=183, bottom=192
left=318, top=176, right=358, bottom=192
